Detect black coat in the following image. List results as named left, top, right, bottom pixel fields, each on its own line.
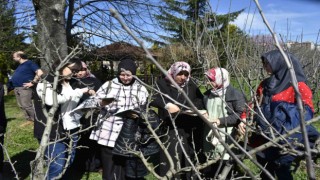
left=203, top=85, right=246, bottom=127
left=150, top=78, right=204, bottom=129
left=70, top=76, right=102, bottom=103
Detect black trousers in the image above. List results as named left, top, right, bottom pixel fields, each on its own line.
left=100, top=146, right=146, bottom=180
left=100, top=146, right=126, bottom=180
left=158, top=129, right=203, bottom=179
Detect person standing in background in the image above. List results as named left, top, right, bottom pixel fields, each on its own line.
left=10, top=51, right=43, bottom=123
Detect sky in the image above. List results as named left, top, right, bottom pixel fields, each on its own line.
left=211, top=0, right=320, bottom=43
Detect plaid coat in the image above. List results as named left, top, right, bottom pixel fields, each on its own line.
left=90, top=78, right=148, bottom=147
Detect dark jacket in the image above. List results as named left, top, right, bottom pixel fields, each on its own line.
left=70, top=76, right=102, bottom=103
left=0, top=83, right=7, bottom=134
left=150, top=78, right=204, bottom=129
left=34, top=95, right=65, bottom=141
left=203, top=85, right=246, bottom=127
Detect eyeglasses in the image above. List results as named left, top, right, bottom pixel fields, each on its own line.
left=67, top=66, right=80, bottom=74
left=81, top=68, right=87, bottom=71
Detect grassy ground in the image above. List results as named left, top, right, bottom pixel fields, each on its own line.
left=2, top=95, right=101, bottom=180
left=2, top=94, right=320, bottom=179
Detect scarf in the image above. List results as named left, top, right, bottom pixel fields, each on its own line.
left=205, top=68, right=230, bottom=96
left=261, top=50, right=306, bottom=104
left=81, top=61, right=95, bottom=78
left=167, top=61, right=191, bottom=87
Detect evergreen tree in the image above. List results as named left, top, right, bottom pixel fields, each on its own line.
left=0, top=1, right=26, bottom=83
left=155, top=0, right=243, bottom=45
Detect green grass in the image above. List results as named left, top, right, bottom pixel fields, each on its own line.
left=2, top=94, right=320, bottom=179
left=2, top=95, right=102, bottom=180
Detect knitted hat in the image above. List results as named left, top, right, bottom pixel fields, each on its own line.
left=118, top=59, right=137, bottom=75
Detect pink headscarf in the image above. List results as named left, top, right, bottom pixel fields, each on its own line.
left=81, top=61, right=95, bottom=78
left=168, top=61, right=191, bottom=78
left=167, top=61, right=191, bottom=86
left=205, top=67, right=230, bottom=96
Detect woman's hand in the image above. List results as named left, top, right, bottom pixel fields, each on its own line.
left=81, top=87, right=89, bottom=93
left=87, top=89, right=96, bottom=96
left=100, top=99, right=114, bottom=106
left=210, top=118, right=220, bottom=126
left=81, top=88, right=96, bottom=95
left=127, top=112, right=139, bottom=119
left=238, top=121, right=246, bottom=135
left=165, top=103, right=180, bottom=114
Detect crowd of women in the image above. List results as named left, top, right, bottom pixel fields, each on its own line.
left=3, top=49, right=319, bottom=180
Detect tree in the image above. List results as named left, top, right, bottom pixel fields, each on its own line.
left=0, top=1, right=26, bottom=83
left=155, top=0, right=242, bottom=44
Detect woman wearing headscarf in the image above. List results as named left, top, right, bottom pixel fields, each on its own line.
left=150, top=61, right=205, bottom=179
left=89, top=58, right=149, bottom=179
left=70, top=61, right=102, bottom=173
left=71, top=61, right=102, bottom=104
left=202, top=67, right=246, bottom=178
left=254, top=50, right=319, bottom=180
left=34, top=58, right=95, bottom=179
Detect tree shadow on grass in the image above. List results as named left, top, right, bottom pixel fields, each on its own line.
left=3, top=150, right=36, bottom=180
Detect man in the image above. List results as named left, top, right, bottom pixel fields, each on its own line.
left=10, top=51, right=43, bottom=123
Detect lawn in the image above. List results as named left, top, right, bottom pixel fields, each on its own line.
left=2, top=95, right=102, bottom=180
left=2, top=94, right=320, bottom=179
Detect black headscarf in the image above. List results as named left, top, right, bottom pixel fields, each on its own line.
left=261, top=50, right=306, bottom=98
left=117, top=58, right=137, bottom=86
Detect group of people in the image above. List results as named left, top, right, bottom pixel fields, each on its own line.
left=0, top=50, right=319, bottom=180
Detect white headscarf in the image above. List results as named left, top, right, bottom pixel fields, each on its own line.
left=205, top=67, right=230, bottom=96
left=167, top=61, right=191, bottom=87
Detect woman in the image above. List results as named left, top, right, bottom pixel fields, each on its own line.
left=89, top=58, right=149, bottom=179
left=70, top=61, right=102, bottom=172
left=34, top=59, right=95, bottom=179
left=150, top=61, right=205, bottom=179
left=203, top=67, right=246, bottom=178
left=255, top=50, right=319, bottom=180
left=71, top=61, right=102, bottom=104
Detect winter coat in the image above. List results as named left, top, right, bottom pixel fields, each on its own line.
left=89, top=78, right=149, bottom=147
left=150, top=77, right=204, bottom=130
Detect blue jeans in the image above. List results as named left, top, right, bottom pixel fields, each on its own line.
left=45, top=135, right=78, bottom=180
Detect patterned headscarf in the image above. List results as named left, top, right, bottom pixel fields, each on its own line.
left=81, top=61, right=95, bottom=78
left=167, top=61, right=191, bottom=87
left=205, top=67, right=230, bottom=96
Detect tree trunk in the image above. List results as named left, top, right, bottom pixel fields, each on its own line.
left=31, top=1, right=68, bottom=179
left=32, top=0, right=68, bottom=71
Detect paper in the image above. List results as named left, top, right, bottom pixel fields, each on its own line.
left=72, top=97, right=100, bottom=113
